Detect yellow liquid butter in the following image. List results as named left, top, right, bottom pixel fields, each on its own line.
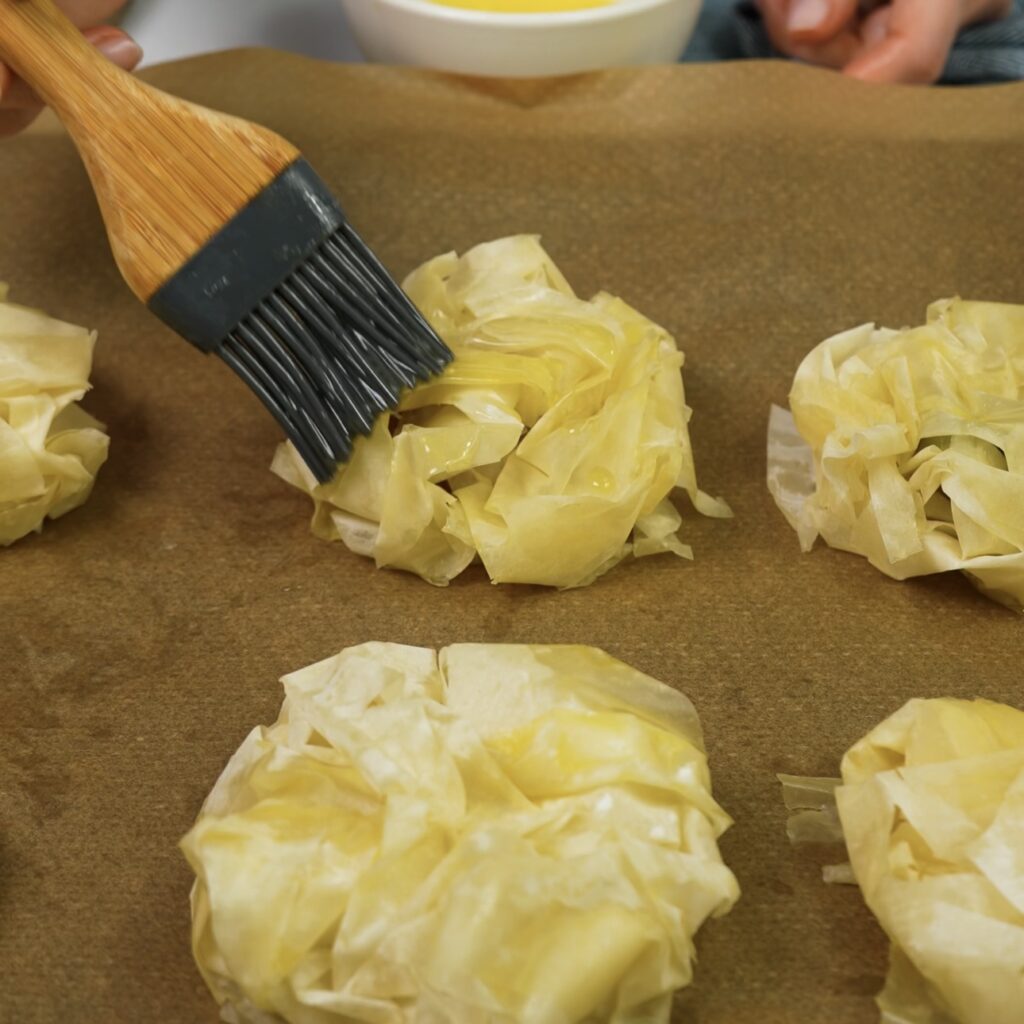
left=426, top=0, right=615, bottom=11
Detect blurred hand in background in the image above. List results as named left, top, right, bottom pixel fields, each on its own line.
left=757, top=0, right=1013, bottom=82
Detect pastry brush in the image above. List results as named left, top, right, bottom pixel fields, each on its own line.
left=0, top=0, right=452, bottom=482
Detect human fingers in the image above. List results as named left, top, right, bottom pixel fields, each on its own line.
left=0, top=55, right=45, bottom=137
left=0, top=25, right=141, bottom=137
left=757, top=0, right=864, bottom=67
left=0, top=107, right=40, bottom=139
left=758, top=0, right=860, bottom=45
left=843, top=0, right=959, bottom=83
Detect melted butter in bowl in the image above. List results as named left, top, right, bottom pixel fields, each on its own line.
left=340, top=0, right=701, bottom=77
left=425, top=0, right=616, bottom=10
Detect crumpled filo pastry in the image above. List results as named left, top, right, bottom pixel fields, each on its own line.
left=768, top=299, right=1024, bottom=609
left=274, top=236, right=730, bottom=588
left=781, top=697, right=1024, bottom=1024
left=182, top=642, right=739, bottom=1024
left=0, top=285, right=109, bottom=545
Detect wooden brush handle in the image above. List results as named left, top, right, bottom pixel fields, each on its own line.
left=0, top=0, right=300, bottom=301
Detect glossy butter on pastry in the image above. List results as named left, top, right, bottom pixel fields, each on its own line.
left=182, top=642, right=739, bottom=1024
left=274, top=236, right=730, bottom=587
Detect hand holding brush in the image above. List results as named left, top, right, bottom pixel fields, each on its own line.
left=0, top=0, right=453, bottom=481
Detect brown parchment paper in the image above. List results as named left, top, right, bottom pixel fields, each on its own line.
left=2, top=49, right=1024, bottom=1024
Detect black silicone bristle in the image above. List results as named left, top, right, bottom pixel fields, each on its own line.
left=220, top=228, right=450, bottom=482
left=147, top=160, right=453, bottom=484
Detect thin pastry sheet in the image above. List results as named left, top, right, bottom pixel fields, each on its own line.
left=182, top=642, right=740, bottom=1024
left=780, top=698, right=1024, bottom=1024
left=274, top=236, right=730, bottom=587
left=0, top=284, right=108, bottom=545
left=767, top=299, right=1024, bottom=609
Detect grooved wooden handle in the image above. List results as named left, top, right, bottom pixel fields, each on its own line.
left=0, top=0, right=300, bottom=301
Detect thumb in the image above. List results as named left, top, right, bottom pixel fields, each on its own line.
left=843, top=0, right=958, bottom=83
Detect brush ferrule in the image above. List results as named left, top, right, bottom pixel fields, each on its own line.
left=147, top=158, right=453, bottom=483
left=148, top=159, right=344, bottom=352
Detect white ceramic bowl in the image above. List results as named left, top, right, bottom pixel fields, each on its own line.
left=339, top=0, right=701, bottom=78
